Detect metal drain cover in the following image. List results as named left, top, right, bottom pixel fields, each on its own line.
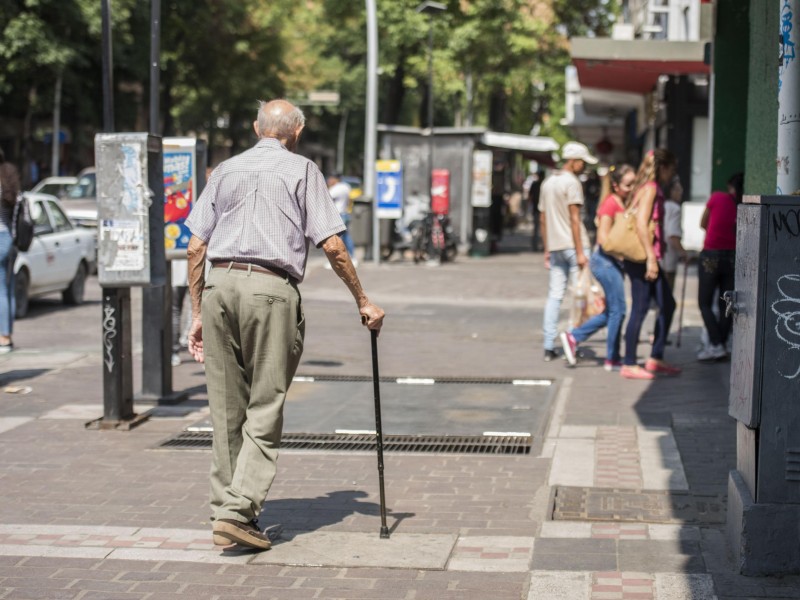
left=158, top=431, right=531, bottom=455
left=552, top=486, right=726, bottom=524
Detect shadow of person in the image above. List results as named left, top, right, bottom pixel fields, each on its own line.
left=258, top=490, right=414, bottom=536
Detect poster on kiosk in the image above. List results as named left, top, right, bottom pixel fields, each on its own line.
left=162, top=138, right=197, bottom=254
left=431, top=169, right=450, bottom=215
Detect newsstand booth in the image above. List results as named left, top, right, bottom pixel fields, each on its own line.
left=376, top=125, right=558, bottom=255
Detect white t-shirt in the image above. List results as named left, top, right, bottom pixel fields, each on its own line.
left=329, top=181, right=352, bottom=215
left=538, top=169, right=590, bottom=252
left=661, top=199, right=683, bottom=273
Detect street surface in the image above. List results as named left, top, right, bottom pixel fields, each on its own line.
left=0, top=230, right=798, bottom=599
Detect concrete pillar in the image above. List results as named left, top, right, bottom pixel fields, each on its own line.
left=777, top=0, right=800, bottom=194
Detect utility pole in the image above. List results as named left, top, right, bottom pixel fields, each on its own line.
left=365, top=0, right=379, bottom=265
left=777, top=0, right=800, bottom=194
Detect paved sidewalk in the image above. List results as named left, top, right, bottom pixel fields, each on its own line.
left=0, top=234, right=799, bottom=599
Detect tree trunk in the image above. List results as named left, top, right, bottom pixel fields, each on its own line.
left=381, top=53, right=407, bottom=125
left=20, top=84, right=38, bottom=187
left=488, top=87, right=507, bottom=132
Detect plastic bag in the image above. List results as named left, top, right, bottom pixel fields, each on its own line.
left=571, top=267, right=606, bottom=328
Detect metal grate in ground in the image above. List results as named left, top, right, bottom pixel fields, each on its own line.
left=157, top=431, right=532, bottom=455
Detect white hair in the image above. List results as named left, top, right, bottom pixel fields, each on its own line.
left=256, top=99, right=305, bottom=139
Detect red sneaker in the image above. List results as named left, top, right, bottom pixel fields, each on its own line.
left=620, top=365, right=655, bottom=380
left=645, top=358, right=682, bottom=376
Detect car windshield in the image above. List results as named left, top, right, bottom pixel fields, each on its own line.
left=37, top=184, right=63, bottom=196
left=67, top=173, right=96, bottom=200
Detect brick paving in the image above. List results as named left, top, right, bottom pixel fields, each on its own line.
left=0, top=240, right=799, bottom=598
left=594, top=427, right=643, bottom=489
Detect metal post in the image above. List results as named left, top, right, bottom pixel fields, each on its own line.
left=778, top=0, right=800, bottom=194
left=51, top=71, right=62, bottom=177
left=89, top=0, right=142, bottom=430
left=426, top=13, right=435, bottom=203
left=365, top=0, right=379, bottom=265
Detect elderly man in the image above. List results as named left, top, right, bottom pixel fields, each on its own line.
left=185, top=99, right=385, bottom=550
left=538, top=141, right=597, bottom=362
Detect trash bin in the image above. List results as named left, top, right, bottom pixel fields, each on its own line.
left=351, top=200, right=372, bottom=248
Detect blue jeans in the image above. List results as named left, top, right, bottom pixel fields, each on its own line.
left=543, top=247, right=589, bottom=351
left=623, top=260, right=675, bottom=365
left=338, top=213, right=355, bottom=257
left=570, top=249, right=626, bottom=362
left=0, top=230, right=15, bottom=336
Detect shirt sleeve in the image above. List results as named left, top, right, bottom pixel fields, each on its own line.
left=302, top=162, right=345, bottom=246
left=184, top=168, right=220, bottom=243
left=664, top=202, right=682, bottom=238
left=596, top=195, right=618, bottom=219
left=566, top=177, right=584, bottom=206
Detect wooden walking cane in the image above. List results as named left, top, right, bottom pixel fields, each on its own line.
left=676, top=258, right=689, bottom=348
left=364, top=318, right=390, bottom=538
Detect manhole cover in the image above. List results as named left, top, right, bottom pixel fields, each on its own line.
left=157, top=431, right=532, bottom=455
left=552, top=486, right=726, bottom=524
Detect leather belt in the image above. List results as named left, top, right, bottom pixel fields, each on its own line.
left=212, top=261, right=294, bottom=282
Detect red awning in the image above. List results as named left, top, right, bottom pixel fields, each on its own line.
left=573, top=57, right=710, bottom=95
left=570, top=38, right=710, bottom=95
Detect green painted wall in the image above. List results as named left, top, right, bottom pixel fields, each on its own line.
left=744, top=1, right=779, bottom=195
left=711, top=0, right=750, bottom=192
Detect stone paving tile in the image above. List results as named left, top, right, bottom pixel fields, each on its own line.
left=527, top=570, right=590, bottom=600
left=594, top=427, right=643, bottom=490
left=447, top=535, right=534, bottom=572
left=590, top=571, right=654, bottom=600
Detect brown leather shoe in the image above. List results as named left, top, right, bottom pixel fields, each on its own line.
left=212, top=518, right=271, bottom=550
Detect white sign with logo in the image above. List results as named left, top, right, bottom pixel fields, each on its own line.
left=471, top=150, right=493, bottom=208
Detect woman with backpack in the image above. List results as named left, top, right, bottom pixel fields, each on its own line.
left=0, top=148, right=19, bottom=352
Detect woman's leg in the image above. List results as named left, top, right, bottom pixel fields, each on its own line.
left=599, top=258, right=626, bottom=363
left=0, top=231, right=13, bottom=340
left=698, top=251, right=723, bottom=346
left=623, top=261, right=651, bottom=366
left=718, top=251, right=736, bottom=346
left=651, top=271, right=676, bottom=360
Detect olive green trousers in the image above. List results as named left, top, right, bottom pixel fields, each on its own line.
left=202, top=265, right=304, bottom=523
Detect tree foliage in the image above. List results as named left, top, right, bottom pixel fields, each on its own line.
left=0, top=0, right=617, bottom=174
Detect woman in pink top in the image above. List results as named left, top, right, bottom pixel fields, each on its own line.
left=697, top=172, right=742, bottom=362
left=621, top=149, right=679, bottom=380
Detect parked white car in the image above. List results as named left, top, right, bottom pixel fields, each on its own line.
left=14, top=192, right=97, bottom=318
left=31, top=176, right=79, bottom=200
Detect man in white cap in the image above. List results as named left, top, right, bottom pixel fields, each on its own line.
left=538, top=141, right=598, bottom=361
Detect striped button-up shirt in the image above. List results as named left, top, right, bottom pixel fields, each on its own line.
left=185, top=138, right=345, bottom=283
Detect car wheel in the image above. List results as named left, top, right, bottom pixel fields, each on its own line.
left=15, top=269, right=29, bottom=319
left=62, top=262, right=87, bottom=306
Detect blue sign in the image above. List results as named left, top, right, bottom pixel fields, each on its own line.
left=376, top=160, right=403, bottom=219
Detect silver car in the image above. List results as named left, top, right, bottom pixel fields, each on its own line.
left=14, top=193, right=97, bottom=318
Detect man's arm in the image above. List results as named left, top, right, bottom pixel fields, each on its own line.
left=320, top=235, right=385, bottom=331
left=186, top=235, right=208, bottom=363
left=568, top=204, right=588, bottom=268
left=539, top=210, right=549, bottom=268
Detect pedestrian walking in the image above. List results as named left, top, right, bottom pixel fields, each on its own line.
left=184, top=99, right=385, bottom=550
left=539, top=141, right=597, bottom=361
left=327, top=173, right=357, bottom=265
left=620, top=149, right=680, bottom=380
left=697, top=172, right=742, bottom=362
left=559, top=164, right=635, bottom=370
left=0, top=149, right=19, bottom=353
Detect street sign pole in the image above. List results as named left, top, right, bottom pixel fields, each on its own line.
left=365, top=0, right=379, bottom=265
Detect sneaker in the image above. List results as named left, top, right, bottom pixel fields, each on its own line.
left=620, top=364, right=655, bottom=380
left=697, top=343, right=727, bottom=362
left=544, top=349, right=558, bottom=362
left=603, top=360, right=622, bottom=372
left=212, top=518, right=271, bottom=550
left=645, top=358, right=682, bottom=375
left=171, top=353, right=181, bottom=367
left=0, top=343, right=13, bottom=354
left=560, top=332, right=578, bottom=366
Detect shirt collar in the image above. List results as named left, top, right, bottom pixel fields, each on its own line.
left=255, top=137, right=287, bottom=150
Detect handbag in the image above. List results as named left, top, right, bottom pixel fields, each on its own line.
left=602, top=199, right=654, bottom=263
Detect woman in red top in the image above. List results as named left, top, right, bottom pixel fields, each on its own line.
left=620, top=149, right=679, bottom=380
left=697, top=172, right=742, bottom=362
left=560, top=164, right=635, bottom=370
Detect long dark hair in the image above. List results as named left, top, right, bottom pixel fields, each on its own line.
left=608, top=163, right=635, bottom=205
left=728, top=172, right=744, bottom=204
left=630, top=149, right=677, bottom=203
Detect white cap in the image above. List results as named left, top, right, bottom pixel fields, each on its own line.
left=560, top=141, right=598, bottom=165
